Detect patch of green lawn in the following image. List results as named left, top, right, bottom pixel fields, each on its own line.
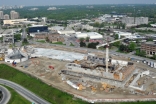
left=36, top=40, right=46, bottom=43
left=70, top=42, right=75, bottom=46
left=51, top=41, right=66, bottom=45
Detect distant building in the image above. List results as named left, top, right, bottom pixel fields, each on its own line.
left=75, top=32, right=103, bottom=39
left=122, top=17, right=148, bottom=26
left=151, top=24, right=156, bottom=27
left=28, top=25, right=48, bottom=33
left=58, top=30, right=75, bottom=35
left=0, top=11, right=3, bottom=19
left=3, top=19, right=27, bottom=25
left=81, top=25, right=93, bottom=30
left=49, top=26, right=65, bottom=32
left=34, top=33, right=65, bottom=43
left=47, top=7, right=57, bottom=10
left=141, top=42, right=156, bottom=55
left=10, top=10, right=19, bottom=19
left=3, top=14, right=10, bottom=20
left=3, top=34, right=14, bottom=44
left=29, top=8, right=38, bottom=11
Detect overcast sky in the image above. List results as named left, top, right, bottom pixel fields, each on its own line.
left=1, top=0, right=156, bottom=6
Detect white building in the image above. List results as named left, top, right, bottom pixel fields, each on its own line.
left=75, top=32, right=103, bottom=39
left=10, top=10, right=19, bottom=19
left=3, top=18, right=27, bottom=25
left=58, top=30, right=75, bottom=35
left=3, top=14, right=10, bottom=20
left=47, top=7, right=57, bottom=10
left=49, top=26, right=65, bottom=32
left=151, top=24, right=156, bottom=27
left=81, top=25, right=93, bottom=30
left=114, top=31, right=144, bottom=39
left=114, top=31, right=132, bottom=39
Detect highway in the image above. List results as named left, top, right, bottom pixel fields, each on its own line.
left=0, top=85, right=11, bottom=104
left=0, top=79, right=50, bottom=104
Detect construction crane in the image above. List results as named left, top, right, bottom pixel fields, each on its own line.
left=96, top=37, right=127, bottom=49
left=96, top=37, right=127, bottom=73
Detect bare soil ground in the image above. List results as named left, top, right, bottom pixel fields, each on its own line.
left=13, top=56, right=156, bottom=99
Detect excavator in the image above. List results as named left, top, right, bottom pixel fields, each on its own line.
left=0, top=54, right=4, bottom=61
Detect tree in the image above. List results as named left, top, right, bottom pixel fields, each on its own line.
left=45, top=37, right=49, bottom=42
left=93, top=22, right=100, bottom=27
left=86, top=37, right=90, bottom=42
left=140, top=50, right=146, bottom=57
left=135, top=49, right=146, bottom=57
left=79, top=38, right=85, bottom=42
left=14, top=34, right=21, bottom=41
left=122, top=23, right=126, bottom=29
left=119, top=44, right=126, bottom=52
left=88, top=42, right=99, bottom=49
left=128, top=42, right=136, bottom=52
left=80, top=41, right=86, bottom=47
left=114, top=34, right=119, bottom=40
left=27, top=24, right=32, bottom=26
left=22, top=38, right=29, bottom=46
left=112, top=41, right=120, bottom=47
left=153, top=55, right=156, bottom=60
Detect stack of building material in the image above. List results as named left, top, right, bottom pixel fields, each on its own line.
left=78, top=84, right=86, bottom=90
left=90, top=86, right=97, bottom=92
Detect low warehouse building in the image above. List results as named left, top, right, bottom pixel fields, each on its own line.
left=75, top=32, right=103, bottom=39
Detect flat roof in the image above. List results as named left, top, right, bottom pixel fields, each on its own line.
left=143, top=42, right=156, bottom=45
left=29, top=25, right=46, bottom=27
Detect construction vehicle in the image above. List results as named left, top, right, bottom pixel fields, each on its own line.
left=12, top=61, right=17, bottom=67
left=0, top=54, right=5, bottom=61
left=49, top=65, right=54, bottom=70
left=73, top=60, right=80, bottom=64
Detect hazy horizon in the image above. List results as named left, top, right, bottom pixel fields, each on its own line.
left=0, top=0, right=156, bottom=6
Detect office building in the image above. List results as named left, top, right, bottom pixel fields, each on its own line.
left=28, top=25, right=48, bottom=33
left=3, top=19, right=27, bottom=25
left=10, top=10, right=19, bottom=19
left=0, top=11, right=3, bottom=19
left=122, top=17, right=148, bottom=26
left=3, top=14, right=10, bottom=20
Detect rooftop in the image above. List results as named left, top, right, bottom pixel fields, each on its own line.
left=143, top=42, right=156, bottom=45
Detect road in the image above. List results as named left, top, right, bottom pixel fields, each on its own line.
left=0, top=85, right=11, bottom=104
left=0, top=79, right=50, bottom=104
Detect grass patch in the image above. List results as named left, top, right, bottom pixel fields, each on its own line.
left=116, top=50, right=129, bottom=54
left=1, top=85, right=30, bottom=104
left=70, top=42, right=75, bottom=46
left=36, top=40, right=46, bottom=43
left=0, top=64, right=87, bottom=104
left=51, top=41, right=66, bottom=45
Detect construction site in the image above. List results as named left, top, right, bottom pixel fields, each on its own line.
left=0, top=45, right=156, bottom=103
